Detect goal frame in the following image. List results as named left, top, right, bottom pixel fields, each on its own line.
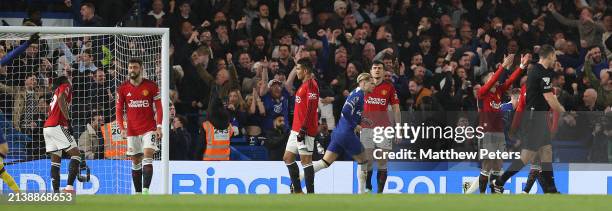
left=2, top=26, right=171, bottom=194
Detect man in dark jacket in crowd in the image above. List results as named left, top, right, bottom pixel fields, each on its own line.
left=170, top=115, right=194, bottom=160
left=263, top=115, right=288, bottom=161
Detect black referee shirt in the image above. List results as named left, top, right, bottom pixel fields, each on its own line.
left=526, top=63, right=554, bottom=111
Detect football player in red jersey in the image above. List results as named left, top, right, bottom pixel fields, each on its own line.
left=283, top=58, right=319, bottom=194
left=360, top=60, right=401, bottom=193
left=116, top=58, right=163, bottom=194
left=472, top=54, right=529, bottom=193
left=43, top=76, right=81, bottom=193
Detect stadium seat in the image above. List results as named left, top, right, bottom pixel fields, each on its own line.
left=232, top=145, right=269, bottom=161
left=230, top=146, right=251, bottom=160
left=552, top=140, right=588, bottom=162
left=231, top=137, right=247, bottom=144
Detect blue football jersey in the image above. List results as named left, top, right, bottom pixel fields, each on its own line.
left=336, top=87, right=364, bottom=132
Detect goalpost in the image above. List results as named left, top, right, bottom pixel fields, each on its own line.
left=0, top=26, right=170, bottom=194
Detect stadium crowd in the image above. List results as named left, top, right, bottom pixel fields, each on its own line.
left=0, top=0, right=611, bottom=162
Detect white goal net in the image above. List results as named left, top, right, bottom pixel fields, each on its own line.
left=0, top=27, right=170, bottom=194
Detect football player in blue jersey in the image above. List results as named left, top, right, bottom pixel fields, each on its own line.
left=302, top=73, right=376, bottom=193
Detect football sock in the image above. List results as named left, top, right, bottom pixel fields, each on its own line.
left=315, top=159, right=330, bottom=172
left=67, top=156, right=81, bottom=187
left=536, top=170, right=544, bottom=191
left=541, top=162, right=558, bottom=193
left=143, top=158, right=153, bottom=189
left=478, top=170, right=489, bottom=193
left=132, top=162, right=143, bottom=193
left=286, top=162, right=302, bottom=193
left=366, top=170, right=373, bottom=190
left=0, top=161, right=19, bottom=193
left=465, top=179, right=479, bottom=194
left=301, top=159, right=330, bottom=180
left=377, top=169, right=387, bottom=193
left=51, top=162, right=61, bottom=193
left=304, top=164, right=315, bottom=194
left=523, top=168, right=539, bottom=193
left=357, top=162, right=367, bottom=193
left=497, top=159, right=525, bottom=186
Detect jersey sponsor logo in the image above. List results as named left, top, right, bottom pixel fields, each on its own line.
left=128, top=100, right=150, bottom=108
left=142, top=89, right=149, bottom=97
left=365, top=97, right=387, bottom=105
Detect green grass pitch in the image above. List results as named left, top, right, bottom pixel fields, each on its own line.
left=5, top=194, right=611, bottom=211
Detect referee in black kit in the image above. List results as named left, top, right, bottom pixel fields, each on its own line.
left=492, top=45, right=565, bottom=194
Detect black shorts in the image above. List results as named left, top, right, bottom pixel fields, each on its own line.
left=521, top=110, right=552, bottom=151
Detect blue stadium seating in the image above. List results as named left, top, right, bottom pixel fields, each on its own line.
left=552, top=140, right=589, bottom=162
left=232, top=145, right=269, bottom=161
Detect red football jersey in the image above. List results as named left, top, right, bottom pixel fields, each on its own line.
left=291, top=78, right=319, bottom=136
left=116, top=79, right=163, bottom=136
left=478, top=65, right=523, bottom=132
left=362, top=80, right=399, bottom=128
left=44, top=83, right=72, bottom=127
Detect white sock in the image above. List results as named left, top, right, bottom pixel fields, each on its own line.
left=465, top=179, right=479, bottom=194
left=314, top=160, right=329, bottom=173
left=300, top=160, right=329, bottom=180
left=357, top=163, right=367, bottom=194
left=65, top=185, right=74, bottom=190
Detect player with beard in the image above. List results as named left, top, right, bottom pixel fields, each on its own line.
left=360, top=60, right=400, bottom=193
left=283, top=58, right=319, bottom=194
left=116, top=58, right=163, bottom=194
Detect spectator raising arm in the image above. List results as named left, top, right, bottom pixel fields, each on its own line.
left=584, top=51, right=600, bottom=89
left=258, top=58, right=269, bottom=96
left=547, top=3, right=579, bottom=28
left=195, top=62, right=214, bottom=85
left=0, top=33, right=38, bottom=66
left=226, top=53, right=239, bottom=85
left=473, top=47, right=489, bottom=78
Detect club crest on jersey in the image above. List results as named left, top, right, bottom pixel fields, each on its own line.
left=142, top=90, right=149, bottom=96
left=274, top=103, right=283, bottom=113
left=381, top=90, right=387, bottom=96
